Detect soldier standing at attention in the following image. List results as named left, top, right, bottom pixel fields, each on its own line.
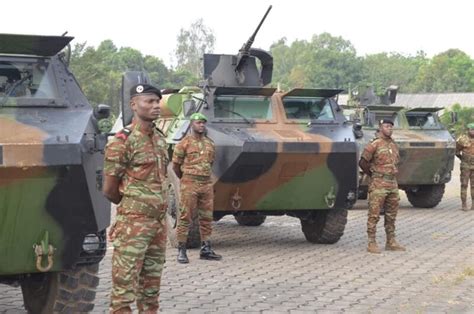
left=103, top=84, right=168, bottom=313
left=359, top=119, right=406, bottom=254
left=172, top=112, right=222, bottom=264
left=456, top=123, right=474, bottom=211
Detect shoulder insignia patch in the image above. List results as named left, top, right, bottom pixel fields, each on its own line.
left=115, top=127, right=131, bottom=141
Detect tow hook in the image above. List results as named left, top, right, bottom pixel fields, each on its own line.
left=33, top=231, right=55, bottom=272
left=231, top=188, right=242, bottom=210
left=324, top=186, right=336, bottom=209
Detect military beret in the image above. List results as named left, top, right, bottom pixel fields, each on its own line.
left=379, top=118, right=394, bottom=126
left=467, top=123, right=474, bottom=129
left=190, top=112, right=208, bottom=122
left=130, top=84, right=162, bottom=99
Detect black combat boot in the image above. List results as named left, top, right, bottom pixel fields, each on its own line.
left=200, top=241, right=222, bottom=261
left=177, top=242, right=189, bottom=264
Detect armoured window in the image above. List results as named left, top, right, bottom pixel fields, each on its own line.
left=370, top=112, right=400, bottom=128
left=406, top=112, right=442, bottom=129
left=214, top=95, right=272, bottom=121
left=283, top=97, right=334, bottom=121
left=0, top=59, right=59, bottom=106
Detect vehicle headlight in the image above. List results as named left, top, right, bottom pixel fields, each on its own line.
left=82, top=234, right=100, bottom=253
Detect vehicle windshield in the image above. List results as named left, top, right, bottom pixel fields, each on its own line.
left=214, top=95, right=272, bottom=121
left=406, top=112, right=443, bottom=129
left=283, top=97, right=334, bottom=121
left=0, top=58, right=58, bottom=106
left=367, top=111, right=401, bottom=128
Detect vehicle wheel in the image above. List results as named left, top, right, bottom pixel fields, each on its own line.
left=234, top=214, right=266, bottom=226
left=300, top=209, right=348, bottom=244
left=165, top=182, right=201, bottom=249
left=405, top=184, right=445, bottom=208
left=21, top=263, right=99, bottom=313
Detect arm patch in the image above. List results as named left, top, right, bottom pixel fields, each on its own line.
left=115, top=128, right=131, bottom=141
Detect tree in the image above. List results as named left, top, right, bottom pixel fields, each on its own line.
left=270, top=33, right=363, bottom=91
left=175, top=18, right=215, bottom=79
left=414, top=49, right=474, bottom=92
left=361, top=51, right=428, bottom=93
left=440, top=104, right=474, bottom=136
left=70, top=40, right=171, bottom=114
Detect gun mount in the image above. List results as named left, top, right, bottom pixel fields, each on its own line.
left=203, top=5, right=273, bottom=87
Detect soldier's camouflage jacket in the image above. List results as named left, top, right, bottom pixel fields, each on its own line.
left=361, top=136, right=400, bottom=190
left=456, top=133, right=474, bottom=170
left=104, top=121, right=169, bottom=217
left=172, top=134, right=215, bottom=177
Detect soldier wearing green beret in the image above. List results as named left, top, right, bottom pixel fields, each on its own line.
left=172, top=112, right=222, bottom=263
left=456, top=123, right=474, bottom=211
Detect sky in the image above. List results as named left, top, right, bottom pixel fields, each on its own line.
left=1, top=0, right=472, bottom=67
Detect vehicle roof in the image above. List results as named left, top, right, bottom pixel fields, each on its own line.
left=0, top=34, right=73, bottom=57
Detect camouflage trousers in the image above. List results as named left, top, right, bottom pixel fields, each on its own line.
left=460, top=165, right=474, bottom=204
left=177, top=175, right=213, bottom=243
left=109, top=212, right=167, bottom=313
left=367, top=186, right=400, bottom=238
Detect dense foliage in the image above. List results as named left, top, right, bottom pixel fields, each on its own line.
left=440, top=104, right=474, bottom=136
left=69, top=24, right=474, bottom=114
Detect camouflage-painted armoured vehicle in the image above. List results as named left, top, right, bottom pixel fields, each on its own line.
left=344, top=85, right=456, bottom=208
left=0, top=34, right=110, bottom=313
left=118, top=6, right=359, bottom=247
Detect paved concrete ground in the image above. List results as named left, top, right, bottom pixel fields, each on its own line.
left=1, top=165, right=473, bottom=313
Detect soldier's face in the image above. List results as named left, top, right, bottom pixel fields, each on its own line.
left=130, top=94, right=161, bottom=122
left=191, top=120, right=206, bottom=134
left=379, top=123, right=393, bottom=138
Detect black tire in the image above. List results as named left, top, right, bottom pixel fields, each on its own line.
left=234, top=214, right=266, bottom=226
left=166, top=182, right=201, bottom=249
left=405, top=184, right=445, bottom=208
left=300, top=209, right=348, bottom=244
left=21, top=263, right=99, bottom=313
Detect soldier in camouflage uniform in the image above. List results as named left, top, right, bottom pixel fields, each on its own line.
left=172, top=112, right=222, bottom=264
left=456, top=123, right=474, bottom=211
left=103, top=84, right=168, bottom=313
left=359, top=119, right=406, bottom=254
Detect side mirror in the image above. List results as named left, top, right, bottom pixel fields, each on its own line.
left=172, top=120, right=191, bottom=141
left=121, top=71, right=151, bottom=126
left=450, top=111, right=458, bottom=124
left=353, top=122, right=363, bottom=139
left=183, top=100, right=197, bottom=117
left=94, top=104, right=111, bottom=120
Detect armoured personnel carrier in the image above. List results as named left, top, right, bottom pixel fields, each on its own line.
left=344, top=85, right=456, bottom=208
left=0, top=34, right=110, bottom=313
left=118, top=6, right=359, bottom=247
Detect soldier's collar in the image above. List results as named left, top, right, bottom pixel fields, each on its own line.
left=132, top=120, right=154, bottom=136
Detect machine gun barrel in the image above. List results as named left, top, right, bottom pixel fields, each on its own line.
left=239, top=5, right=272, bottom=53
left=235, top=5, right=272, bottom=73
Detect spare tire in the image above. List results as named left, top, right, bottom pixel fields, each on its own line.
left=234, top=214, right=266, bottom=226
left=300, top=208, right=348, bottom=244
left=405, top=184, right=445, bottom=208
left=21, top=263, right=100, bottom=313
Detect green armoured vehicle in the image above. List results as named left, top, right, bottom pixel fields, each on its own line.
left=344, top=85, right=456, bottom=208
left=116, top=6, right=359, bottom=247
left=0, top=34, right=111, bottom=312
